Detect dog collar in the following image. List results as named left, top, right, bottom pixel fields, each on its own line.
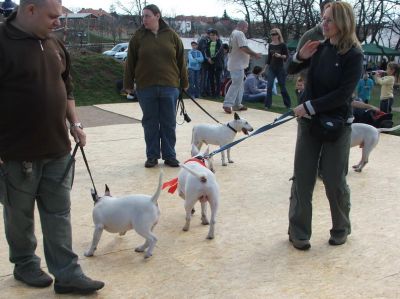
left=226, top=123, right=237, bottom=133
left=185, top=157, right=206, bottom=167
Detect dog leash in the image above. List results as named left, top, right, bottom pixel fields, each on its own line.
left=205, top=110, right=296, bottom=158
left=61, top=143, right=98, bottom=201
left=182, top=89, right=222, bottom=124
left=180, top=90, right=237, bottom=133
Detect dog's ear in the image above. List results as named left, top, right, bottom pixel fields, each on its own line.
left=105, top=184, right=111, bottom=196
left=191, top=144, right=200, bottom=156
left=204, top=146, right=210, bottom=156
left=234, top=112, right=240, bottom=120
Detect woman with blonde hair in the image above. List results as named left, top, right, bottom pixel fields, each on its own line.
left=286, top=2, right=363, bottom=250
left=265, top=27, right=291, bottom=109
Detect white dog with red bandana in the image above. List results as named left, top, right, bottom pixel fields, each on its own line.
left=163, top=146, right=219, bottom=239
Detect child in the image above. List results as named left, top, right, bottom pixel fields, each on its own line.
left=373, top=62, right=399, bottom=113
left=187, top=41, right=204, bottom=98
left=295, top=76, right=305, bottom=105
left=356, top=72, right=374, bottom=103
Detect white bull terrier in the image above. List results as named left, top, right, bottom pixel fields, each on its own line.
left=351, top=123, right=400, bottom=172
left=163, top=146, right=219, bottom=239
left=84, top=172, right=163, bottom=259
left=191, top=112, right=254, bottom=166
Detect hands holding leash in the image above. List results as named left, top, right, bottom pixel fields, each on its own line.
left=293, top=104, right=308, bottom=118
left=70, top=124, right=86, bottom=147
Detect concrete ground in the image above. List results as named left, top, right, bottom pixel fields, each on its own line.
left=0, top=100, right=399, bottom=298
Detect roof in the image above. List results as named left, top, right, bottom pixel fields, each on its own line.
left=362, top=43, right=400, bottom=56
left=59, top=13, right=97, bottom=19
left=78, top=8, right=112, bottom=18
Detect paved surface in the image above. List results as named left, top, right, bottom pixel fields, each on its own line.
left=1, top=101, right=399, bottom=298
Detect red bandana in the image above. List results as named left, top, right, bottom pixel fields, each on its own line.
left=162, top=158, right=207, bottom=194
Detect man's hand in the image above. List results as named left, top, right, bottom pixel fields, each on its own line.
left=253, top=52, right=262, bottom=59
left=70, top=126, right=87, bottom=147
left=0, top=157, right=3, bottom=165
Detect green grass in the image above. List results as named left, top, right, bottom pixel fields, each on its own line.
left=70, top=53, right=127, bottom=106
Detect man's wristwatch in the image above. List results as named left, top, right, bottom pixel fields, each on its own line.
left=71, top=122, right=83, bottom=129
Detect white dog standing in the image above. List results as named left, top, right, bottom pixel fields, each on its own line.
left=163, top=146, right=219, bottom=239
left=84, top=172, right=163, bottom=258
left=191, top=112, right=254, bottom=166
left=351, top=123, right=400, bottom=172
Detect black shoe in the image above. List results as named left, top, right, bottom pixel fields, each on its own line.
left=289, top=236, right=311, bottom=250
left=164, top=158, right=180, bottom=167
left=54, top=274, right=104, bottom=294
left=144, top=158, right=158, bottom=168
left=329, top=234, right=348, bottom=246
left=14, top=267, right=53, bottom=288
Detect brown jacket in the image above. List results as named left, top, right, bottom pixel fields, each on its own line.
left=0, top=12, right=73, bottom=160
left=124, top=19, right=188, bottom=90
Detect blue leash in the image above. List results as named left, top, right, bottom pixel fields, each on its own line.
left=205, top=110, right=295, bottom=158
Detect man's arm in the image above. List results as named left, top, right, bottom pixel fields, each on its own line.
left=240, top=46, right=261, bottom=59
left=66, top=99, right=86, bottom=146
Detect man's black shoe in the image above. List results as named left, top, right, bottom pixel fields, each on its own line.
left=289, top=236, right=311, bottom=251
left=164, top=158, right=180, bottom=167
left=144, top=158, right=158, bottom=168
left=14, top=267, right=53, bottom=288
left=54, top=274, right=104, bottom=294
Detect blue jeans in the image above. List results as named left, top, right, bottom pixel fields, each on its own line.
left=243, top=92, right=266, bottom=103
left=188, top=69, right=201, bottom=98
left=380, top=98, right=393, bottom=113
left=266, top=67, right=291, bottom=108
left=137, top=86, right=179, bottom=160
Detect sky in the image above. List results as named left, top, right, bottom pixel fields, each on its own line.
left=23, top=0, right=243, bottom=18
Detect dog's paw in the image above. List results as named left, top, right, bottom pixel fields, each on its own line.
left=228, top=160, right=234, bottom=163
left=354, top=168, right=362, bottom=173
left=222, top=163, right=227, bottom=166
left=144, top=253, right=152, bottom=259
left=84, top=250, right=94, bottom=257
left=182, top=225, right=189, bottom=231
left=352, top=165, right=358, bottom=169
left=201, top=217, right=209, bottom=225
left=135, top=247, right=145, bottom=253
left=206, top=234, right=214, bottom=240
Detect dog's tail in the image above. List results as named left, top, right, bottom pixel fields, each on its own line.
left=377, top=124, right=400, bottom=133
left=151, top=170, right=164, bottom=204
left=179, top=163, right=207, bottom=183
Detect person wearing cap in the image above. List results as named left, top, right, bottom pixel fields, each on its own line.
left=222, top=21, right=261, bottom=114
left=187, top=41, right=204, bottom=98
left=197, top=28, right=212, bottom=96
left=205, top=29, right=224, bottom=98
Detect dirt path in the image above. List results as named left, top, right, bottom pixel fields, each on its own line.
left=76, top=106, right=140, bottom=128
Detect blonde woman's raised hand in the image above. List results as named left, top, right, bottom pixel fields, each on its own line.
left=298, top=40, right=320, bottom=60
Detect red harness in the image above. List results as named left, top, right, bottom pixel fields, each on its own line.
left=162, top=158, right=207, bottom=194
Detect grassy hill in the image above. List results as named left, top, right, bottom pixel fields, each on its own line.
left=70, top=51, right=126, bottom=106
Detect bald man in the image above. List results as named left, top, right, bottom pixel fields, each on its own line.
left=0, top=0, right=104, bottom=294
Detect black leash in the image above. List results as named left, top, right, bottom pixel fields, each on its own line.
left=61, top=143, right=98, bottom=202
left=205, top=110, right=295, bottom=158
left=182, top=89, right=222, bottom=124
